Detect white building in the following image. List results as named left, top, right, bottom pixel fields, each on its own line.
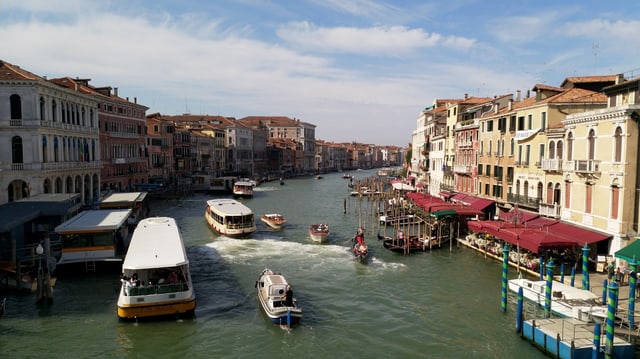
left=0, top=60, right=101, bottom=206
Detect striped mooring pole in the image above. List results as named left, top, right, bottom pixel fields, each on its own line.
left=501, top=245, right=509, bottom=313
left=582, top=243, right=590, bottom=290
left=604, top=281, right=619, bottom=358
left=544, top=260, right=554, bottom=318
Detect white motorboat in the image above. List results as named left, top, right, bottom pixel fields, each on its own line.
left=260, top=213, right=286, bottom=230
left=308, top=224, right=329, bottom=243
left=255, top=268, right=302, bottom=327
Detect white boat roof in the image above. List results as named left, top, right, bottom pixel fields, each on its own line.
left=55, top=209, right=132, bottom=234
left=99, top=192, right=148, bottom=205
left=123, top=217, right=188, bottom=270
left=206, top=198, right=253, bottom=216
left=234, top=181, right=254, bottom=186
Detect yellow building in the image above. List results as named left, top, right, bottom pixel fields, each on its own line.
left=562, top=75, right=640, bottom=254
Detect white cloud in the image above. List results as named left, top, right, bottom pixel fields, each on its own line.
left=277, top=22, right=475, bottom=55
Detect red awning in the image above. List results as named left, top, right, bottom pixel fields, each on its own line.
left=499, top=209, right=539, bottom=224
left=517, top=229, right=577, bottom=254
left=450, top=193, right=468, bottom=203
left=453, top=206, right=483, bottom=217
left=524, top=217, right=558, bottom=228
left=467, top=220, right=501, bottom=238
left=546, top=222, right=611, bottom=245
left=439, top=191, right=453, bottom=199
left=463, top=196, right=495, bottom=211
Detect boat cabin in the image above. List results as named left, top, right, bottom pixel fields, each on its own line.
left=54, top=209, right=132, bottom=265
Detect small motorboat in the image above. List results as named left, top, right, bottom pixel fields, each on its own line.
left=377, top=233, right=441, bottom=254
left=261, top=213, right=286, bottom=230
left=309, top=224, right=329, bottom=243
left=255, top=268, right=302, bottom=327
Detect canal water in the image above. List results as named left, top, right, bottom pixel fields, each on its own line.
left=0, top=170, right=547, bottom=358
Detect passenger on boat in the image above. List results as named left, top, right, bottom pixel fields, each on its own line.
left=168, top=271, right=178, bottom=284
left=121, top=275, right=133, bottom=295
left=281, top=285, right=293, bottom=307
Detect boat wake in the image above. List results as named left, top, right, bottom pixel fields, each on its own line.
left=205, top=237, right=404, bottom=270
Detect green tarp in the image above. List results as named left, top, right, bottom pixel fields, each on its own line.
left=431, top=209, right=457, bottom=218
left=615, top=240, right=640, bottom=263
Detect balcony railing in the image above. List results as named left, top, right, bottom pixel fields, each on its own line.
left=541, top=159, right=562, bottom=172
left=507, top=193, right=541, bottom=209
left=453, top=164, right=473, bottom=174
left=2, top=161, right=103, bottom=172
left=539, top=203, right=561, bottom=219
left=563, top=160, right=601, bottom=173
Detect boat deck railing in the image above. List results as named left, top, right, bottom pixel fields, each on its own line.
left=125, top=282, right=188, bottom=296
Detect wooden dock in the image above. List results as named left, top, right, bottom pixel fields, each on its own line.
left=521, top=318, right=635, bottom=359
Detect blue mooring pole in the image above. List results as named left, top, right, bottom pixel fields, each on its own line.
left=516, top=287, right=523, bottom=334
left=602, top=279, right=608, bottom=304
left=560, top=262, right=565, bottom=284
left=582, top=244, right=590, bottom=290
left=571, top=266, right=576, bottom=287
left=592, top=322, right=601, bottom=359
left=501, top=245, right=509, bottom=313
left=604, top=281, right=619, bottom=358
left=628, top=257, right=637, bottom=332
left=539, top=256, right=544, bottom=280
left=544, top=260, right=554, bottom=318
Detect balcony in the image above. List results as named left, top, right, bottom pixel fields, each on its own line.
left=575, top=160, right=600, bottom=174
left=453, top=164, right=473, bottom=174
left=541, top=159, right=562, bottom=172
left=539, top=203, right=561, bottom=218
left=507, top=193, right=541, bottom=209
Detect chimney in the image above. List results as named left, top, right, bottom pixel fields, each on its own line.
left=494, top=103, right=499, bottom=114
left=526, top=90, right=530, bottom=98
left=464, top=93, right=468, bottom=100
left=134, top=97, right=137, bottom=104
left=508, top=99, right=513, bottom=111
left=515, top=90, right=521, bottom=102
left=114, top=87, right=118, bottom=97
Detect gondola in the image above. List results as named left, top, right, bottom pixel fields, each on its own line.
left=353, top=242, right=369, bottom=263
left=377, top=233, right=448, bottom=254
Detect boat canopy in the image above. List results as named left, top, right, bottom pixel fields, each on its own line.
left=122, top=217, right=189, bottom=270
left=98, top=192, right=148, bottom=208
left=55, top=209, right=132, bottom=234
left=206, top=198, right=253, bottom=216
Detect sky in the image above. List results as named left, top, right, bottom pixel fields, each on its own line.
left=2, top=1, right=639, bottom=147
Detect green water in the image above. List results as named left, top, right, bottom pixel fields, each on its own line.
left=0, top=170, right=546, bottom=358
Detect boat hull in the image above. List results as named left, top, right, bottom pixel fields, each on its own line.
left=260, top=214, right=286, bottom=230
left=256, top=269, right=302, bottom=327
left=117, top=293, right=196, bottom=320
left=308, top=224, right=329, bottom=243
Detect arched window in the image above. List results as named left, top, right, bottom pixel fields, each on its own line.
left=10, top=94, right=22, bottom=119
left=40, top=96, right=46, bottom=121
left=54, top=137, right=59, bottom=162
left=12, top=136, right=23, bottom=164
left=42, top=136, right=48, bottom=163
left=567, top=132, right=573, bottom=161
left=588, top=129, right=596, bottom=160
left=523, top=180, right=529, bottom=199
left=614, top=127, right=623, bottom=162
left=510, top=138, right=515, bottom=156
left=548, top=141, right=555, bottom=159
left=556, top=141, right=563, bottom=159
left=52, top=100, right=57, bottom=122
left=90, top=108, right=94, bottom=127
left=43, top=178, right=51, bottom=194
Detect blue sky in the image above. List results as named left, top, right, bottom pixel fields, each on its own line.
left=2, top=1, right=639, bottom=146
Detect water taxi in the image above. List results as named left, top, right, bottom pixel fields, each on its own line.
left=232, top=181, right=254, bottom=198
left=205, top=198, right=257, bottom=237
left=54, top=209, right=132, bottom=266
left=308, top=224, right=329, bottom=243
left=260, top=213, right=286, bottom=230
left=117, top=217, right=196, bottom=320
left=256, top=268, right=302, bottom=327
